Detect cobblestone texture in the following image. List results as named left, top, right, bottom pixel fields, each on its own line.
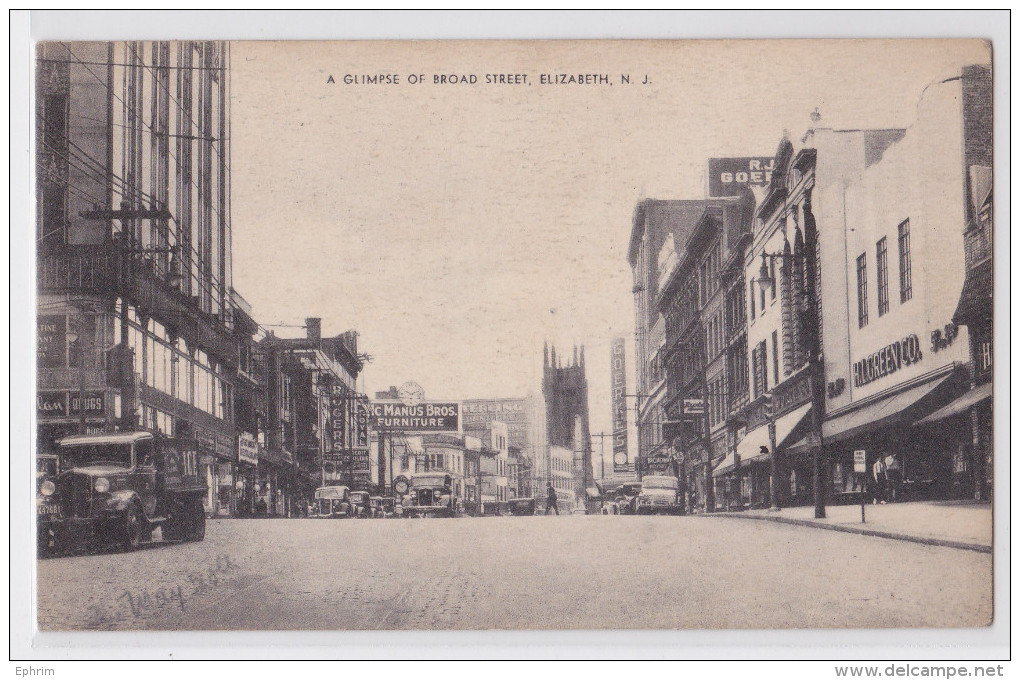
left=36, top=515, right=993, bottom=631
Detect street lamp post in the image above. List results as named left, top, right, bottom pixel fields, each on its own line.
left=755, top=245, right=826, bottom=518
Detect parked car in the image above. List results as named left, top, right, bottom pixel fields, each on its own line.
left=349, top=490, right=372, bottom=518
left=37, top=431, right=207, bottom=555
left=507, top=497, right=537, bottom=516
left=634, top=475, right=683, bottom=515
left=399, top=473, right=458, bottom=518
left=369, top=496, right=396, bottom=518
left=310, top=485, right=352, bottom=518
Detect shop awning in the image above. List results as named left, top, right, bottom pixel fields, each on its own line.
left=713, top=452, right=737, bottom=477
left=822, top=372, right=957, bottom=444
left=735, top=403, right=812, bottom=466
left=915, top=382, right=992, bottom=426
left=952, top=258, right=992, bottom=325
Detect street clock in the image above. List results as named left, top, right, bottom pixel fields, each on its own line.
left=398, top=381, right=425, bottom=406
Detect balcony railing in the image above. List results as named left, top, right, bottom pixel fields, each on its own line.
left=38, top=246, right=117, bottom=294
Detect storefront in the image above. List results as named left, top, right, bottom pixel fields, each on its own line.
left=719, top=369, right=814, bottom=509
left=816, top=364, right=968, bottom=504
left=236, top=431, right=260, bottom=517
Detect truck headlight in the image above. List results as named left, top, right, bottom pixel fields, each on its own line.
left=40, top=480, right=55, bottom=497
left=94, top=477, right=110, bottom=493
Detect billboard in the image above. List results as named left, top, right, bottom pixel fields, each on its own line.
left=610, top=337, right=629, bottom=472
left=370, top=401, right=459, bottom=432
left=707, top=157, right=775, bottom=197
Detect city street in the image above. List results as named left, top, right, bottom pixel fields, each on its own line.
left=37, top=515, right=992, bottom=631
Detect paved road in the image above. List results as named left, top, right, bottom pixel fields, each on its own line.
left=37, top=515, right=992, bottom=631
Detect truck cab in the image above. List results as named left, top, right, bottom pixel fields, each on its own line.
left=398, top=473, right=458, bottom=518
left=37, top=431, right=207, bottom=555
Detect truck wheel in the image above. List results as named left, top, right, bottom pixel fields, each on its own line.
left=38, top=526, right=56, bottom=557
left=121, top=504, right=145, bottom=552
left=183, top=498, right=206, bottom=542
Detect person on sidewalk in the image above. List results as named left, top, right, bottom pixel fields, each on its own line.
left=545, top=482, right=559, bottom=515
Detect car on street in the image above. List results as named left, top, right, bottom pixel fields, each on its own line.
left=507, top=497, right=537, bottom=516
left=369, top=496, right=396, bottom=518
left=37, top=431, right=207, bottom=555
left=310, top=485, right=352, bottom=518
left=350, top=490, right=372, bottom=518
left=398, top=473, right=458, bottom=518
left=633, top=475, right=683, bottom=515
left=615, top=482, right=642, bottom=515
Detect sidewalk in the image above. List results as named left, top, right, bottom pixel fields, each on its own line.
left=710, top=500, right=992, bottom=552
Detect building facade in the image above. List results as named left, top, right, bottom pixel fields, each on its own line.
left=36, top=41, right=238, bottom=514
left=627, top=200, right=711, bottom=474
left=655, top=196, right=752, bottom=511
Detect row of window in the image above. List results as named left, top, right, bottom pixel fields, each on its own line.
left=116, top=304, right=232, bottom=420
left=857, top=220, right=912, bottom=328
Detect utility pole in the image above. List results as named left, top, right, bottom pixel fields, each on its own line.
left=590, top=432, right=612, bottom=480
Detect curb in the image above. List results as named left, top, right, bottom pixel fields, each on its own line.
left=708, top=512, right=992, bottom=553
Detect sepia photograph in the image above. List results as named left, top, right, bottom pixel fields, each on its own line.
left=12, top=9, right=1008, bottom=666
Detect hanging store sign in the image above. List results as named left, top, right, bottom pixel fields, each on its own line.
left=610, top=337, right=629, bottom=462
left=370, top=401, right=459, bottom=432
left=707, top=157, right=775, bottom=197
left=238, top=432, right=259, bottom=466
left=853, top=450, right=867, bottom=474
left=683, top=398, right=705, bottom=415
left=852, top=334, right=923, bottom=388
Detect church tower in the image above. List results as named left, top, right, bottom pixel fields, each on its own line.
left=542, top=343, right=594, bottom=493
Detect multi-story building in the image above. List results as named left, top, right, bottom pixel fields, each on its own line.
left=924, top=65, right=994, bottom=501
left=627, top=200, right=711, bottom=474
left=816, top=65, right=989, bottom=503
left=655, top=196, right=751, bottom=512
left=36, top=41, right=238, bottom=514
left=461, top=396, right=542, bottom=495
left=260, top=318, right=365, bottom=512
left=548, top=445, right=577, bottom=512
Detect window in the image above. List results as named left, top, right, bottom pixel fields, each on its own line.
left=979, top=342, right=992, bottom=372
left=876, top=237, right=889, bottom=316
left=898, top=220, right=912, bottom=303
left=856, top=253, right=868, bottom=328
left=771, top=331, right=779, bottom=385
left=749, top=280, right=756, bottom=320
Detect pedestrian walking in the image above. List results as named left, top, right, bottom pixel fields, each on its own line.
left=546, top=482, right=559, bottom=515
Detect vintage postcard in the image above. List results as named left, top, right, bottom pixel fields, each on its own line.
left=29, top=35, right=998, bottom=641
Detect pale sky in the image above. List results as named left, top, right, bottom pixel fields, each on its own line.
left=229, top=39, right=990, bottom=459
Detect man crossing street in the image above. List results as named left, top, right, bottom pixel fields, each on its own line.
left=546, top=482, right=559, bottom=515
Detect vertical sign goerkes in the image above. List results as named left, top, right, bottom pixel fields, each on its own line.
left=611, top=337, right=628, bottom=470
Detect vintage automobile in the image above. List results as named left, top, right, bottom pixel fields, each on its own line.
left=37, top=431, right=207, bottom=555
left=633, top=475, right=683, bottom=515
left=507, top=497, right=537, bottom=516
left=369, top=496, right=396, bottom=518
left=310, top=485, right=352, bottom=518
left=614, top=482, right=642, bottom=515
left=349, top=490, right=372, bottom=518
left=398, top=473, right=458, bottom=518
